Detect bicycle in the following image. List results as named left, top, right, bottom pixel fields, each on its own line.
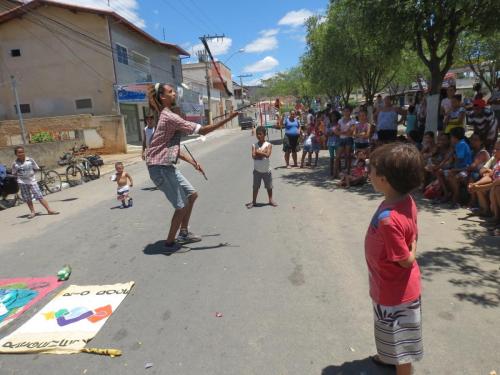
left=63, top=145, right=100, bottom=185
left=37, top=165, right=62, bottom=195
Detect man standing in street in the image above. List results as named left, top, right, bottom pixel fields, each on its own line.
left=467, top=99, right=498, bottom=153
left=146, top=83, right=238, bottom=253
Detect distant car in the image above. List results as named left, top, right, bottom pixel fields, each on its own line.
left=239, top=116, right=255, bottom=130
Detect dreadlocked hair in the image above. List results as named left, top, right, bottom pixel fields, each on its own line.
left=147, top=83, right=165, bottom=115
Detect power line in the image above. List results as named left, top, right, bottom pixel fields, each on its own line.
left=157, top=0, right=207, bottom=35
left=185, top=0, right=222, bottom=33
left=175, top=0, right=216, bottom=34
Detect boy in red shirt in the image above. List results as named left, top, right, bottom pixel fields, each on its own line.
left=365, top=143, right=424, bottom=375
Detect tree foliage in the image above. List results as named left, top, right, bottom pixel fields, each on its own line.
left=456, top=31, right=500, bottom=93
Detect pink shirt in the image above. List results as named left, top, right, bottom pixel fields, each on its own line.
left=365, top=195, right=421, bottom=306
left=146, top=108, right=201, bottom=166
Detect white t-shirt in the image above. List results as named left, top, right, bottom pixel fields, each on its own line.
left=338, top=118, right=356, bottom=139
left=441, top=98, right=453, bottom=114
left=12, top=157, right=39, bottom=184
left=254, top=141, right=271, bottom=173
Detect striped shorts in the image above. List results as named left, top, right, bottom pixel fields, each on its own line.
left=373, top=297, right=423, bottom=365
left=19, top=182, right=44, bottom=202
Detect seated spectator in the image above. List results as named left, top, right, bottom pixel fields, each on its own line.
left=443, top=95, right=465, bottom=134
left=337, top=151, right=368, bottom=188
left=438, top=127, right=472, bottom=208
left=421, top=131, right=436, bottom=161
left=468, top=133, right=490, bottom=182
left=408, top=130, right=423, bottom=151
left=467, top=99, right=498, bottom=153
left=468, top=141, right=500, bottom=219
left=425, top=133, right=453, bottom=195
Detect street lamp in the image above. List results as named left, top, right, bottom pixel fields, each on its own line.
left=223, top=48, right=245, bottom=65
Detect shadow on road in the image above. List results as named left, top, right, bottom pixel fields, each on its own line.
left=321, top=357, right=394, bottom=374
left=57, top=197, right=79, bottom=202
left=143, top=241, right=238, bottom=255
left=417, top=227, right=500, bottom=307
left=141, top=187, right=158, bottom=191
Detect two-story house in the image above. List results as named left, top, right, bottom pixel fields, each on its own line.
left=0, top=0, right=189, bottom=144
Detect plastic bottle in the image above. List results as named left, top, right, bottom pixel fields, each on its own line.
left=57, top=265, right=72, bottom=281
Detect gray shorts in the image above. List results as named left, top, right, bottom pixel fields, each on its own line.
left=253, top=170, right=272, bottom=190
left=148, top=165, right=196, bottom=209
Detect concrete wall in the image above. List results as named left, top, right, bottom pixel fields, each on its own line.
left=0, top=140, right=78, bottom=169
left=0, top=5, right=117, bottom=120
left=0, top=114, right=127, bottom=153
left=110, top=22, right=182, bottom=87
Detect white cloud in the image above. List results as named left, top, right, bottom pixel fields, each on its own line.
left=191, top=38, right=233, bottom=56
left=290, top=34, right=306, bottom=44
left=33, top=0, right=146, bottom=28
left=244, top=35, right=278, bottom=53
left=260, top=28, right=279, bottom=37
left=278, top=9, right=313, bottom=27
left=243, top=56, right=279, bottom=73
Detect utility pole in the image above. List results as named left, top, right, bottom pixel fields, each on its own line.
left=10, top=75, right=27, bottom=144
left=162, top=27, right=166, bottom=41
left=198, top=34, right=225, bottom=124
left=237, top=74, right=252, bottom=106
left=197, top=50, right=212, bottom=124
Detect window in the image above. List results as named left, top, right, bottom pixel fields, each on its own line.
left=14, top=104, right=31, bottom=114
left=75, top=98, right=93, bottom=110
left=130, top=51, right=150, bottom=72
left=116, top=44, right=128, bottom=65
left=10, top=49, right=21, bottom=57
left=171, top=64, right=176, bottom=79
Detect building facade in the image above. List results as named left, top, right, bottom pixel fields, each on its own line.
left=0, top=0, right=189, bottom=144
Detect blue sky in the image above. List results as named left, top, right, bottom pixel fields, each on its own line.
left=71, top=0, right=328, bottom=85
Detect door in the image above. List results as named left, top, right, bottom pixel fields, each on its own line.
left=120, top=104, right=141, bottom=144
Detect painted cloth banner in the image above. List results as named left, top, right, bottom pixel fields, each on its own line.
left=0, top=277, right=60, bottom=330
left=0, top=282, right=134, bottom=354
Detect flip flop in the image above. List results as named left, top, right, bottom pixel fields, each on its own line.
left=245, top=203, right=254, bottom=209
left=28, top=213, right=36, bottom=219
left=48, top=211, right=60, bottom=215
left=370, top=355, right=395, bottom=367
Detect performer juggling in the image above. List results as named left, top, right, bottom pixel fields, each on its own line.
left=146, top=83, right=238, bottom=253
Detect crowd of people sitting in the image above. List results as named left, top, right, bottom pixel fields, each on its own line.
left=278, top=82, right=500, bottom=236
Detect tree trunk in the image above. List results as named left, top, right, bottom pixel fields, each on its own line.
left=425, top=66, right=443, bottom=133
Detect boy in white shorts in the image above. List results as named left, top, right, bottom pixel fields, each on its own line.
left=111, top=162, right=133, bottom=208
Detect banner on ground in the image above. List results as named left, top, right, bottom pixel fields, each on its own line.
left=0, top=282, right=134, bottom=354
left=0, top=276, right=60, bottom=330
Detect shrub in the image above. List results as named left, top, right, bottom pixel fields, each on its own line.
left=31, top=131, right=54, bottom=143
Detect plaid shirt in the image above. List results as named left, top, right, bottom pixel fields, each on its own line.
left=146, top=108, right=201, bottom=166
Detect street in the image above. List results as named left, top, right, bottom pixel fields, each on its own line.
left=0, top=129, right=499, bottom=375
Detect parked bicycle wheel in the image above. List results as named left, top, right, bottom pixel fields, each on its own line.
left=43, top=170, right=62, bottom=193
left=88, top=164, right=100, bottom=180
left=66, top=165, right=83, bottom=186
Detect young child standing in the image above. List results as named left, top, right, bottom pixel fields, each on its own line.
left=12, top=146, right=59, bottom=219
left=337, top=106, right=356, bottom=174
left=246, top=126, right=277, bottom=209
left=365, top=143, right=424, bottom=375
left=111, top=162, right=134, bottom=208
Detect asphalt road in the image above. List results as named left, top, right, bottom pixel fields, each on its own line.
left=0, top=129, right=499, bottom=375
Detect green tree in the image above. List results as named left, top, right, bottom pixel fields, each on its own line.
left=457, top=31, right=500, bottom=94
left=374, top=0, right=500, bottom=130
left=302, top=15, right=356, bottom=107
